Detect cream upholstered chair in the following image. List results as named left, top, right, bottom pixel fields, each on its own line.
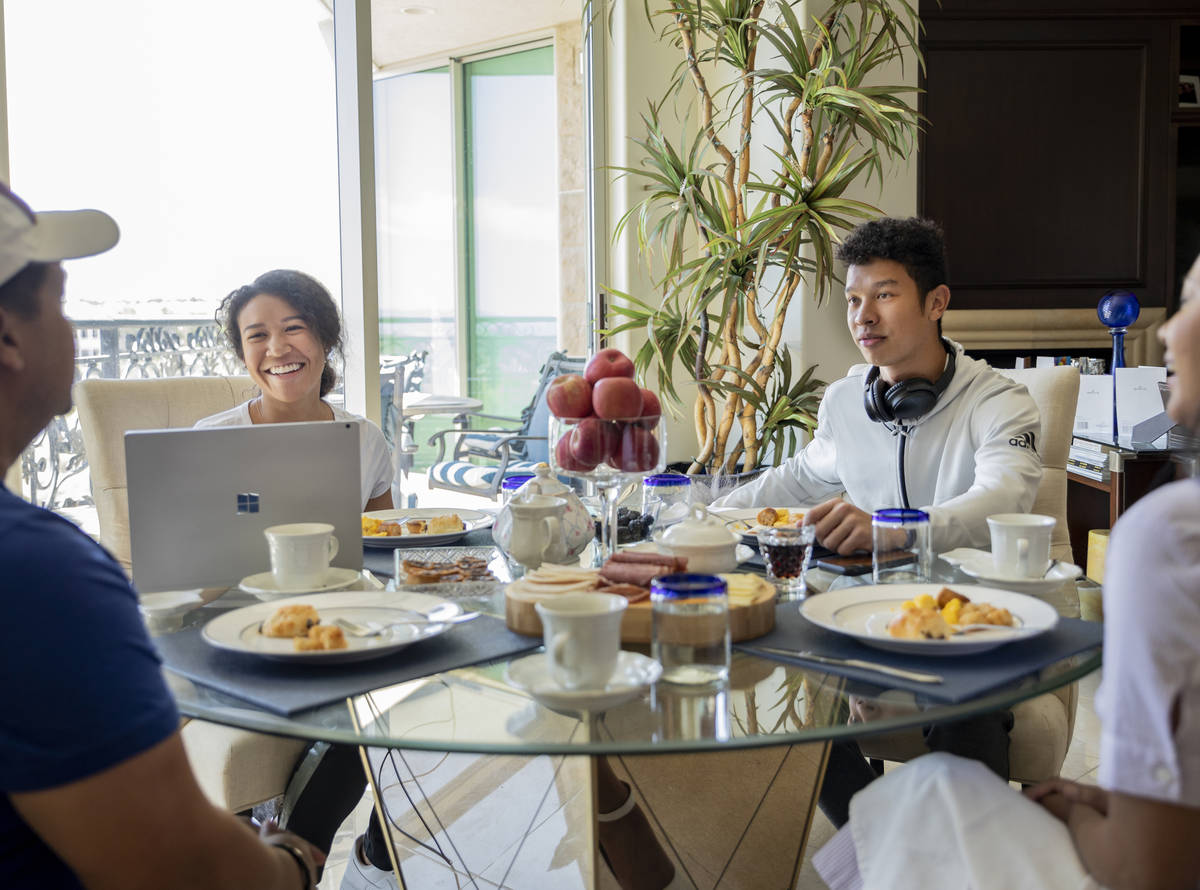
left=75, top=376, right=308, bottom=812
left=859, top=365, right=1082, bottom=784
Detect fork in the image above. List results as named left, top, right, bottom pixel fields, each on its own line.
left=334, top=612, right=479, bottom=638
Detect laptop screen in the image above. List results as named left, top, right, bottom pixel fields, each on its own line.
left=125, top=421, right=363, bottom=592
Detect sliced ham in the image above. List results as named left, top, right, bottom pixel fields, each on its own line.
left=600, top=562, right=667, bottom=587
left=606, top=551, right=688, bottom=572
left=599, top=583, right=651, bottom=603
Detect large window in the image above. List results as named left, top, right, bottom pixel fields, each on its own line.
left=5, top=0, right=337, bottom=516
left=375, top=44, right=559, bottom=427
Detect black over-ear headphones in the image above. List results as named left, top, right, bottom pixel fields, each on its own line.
left=864, top=339, right=957, bottom=423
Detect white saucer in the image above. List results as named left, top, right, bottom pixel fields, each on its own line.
left=238, top=567, right=361, bottom=600
left=941, top=548, right=1083, bottom=595
left=504, top=651, right=663, bottom=712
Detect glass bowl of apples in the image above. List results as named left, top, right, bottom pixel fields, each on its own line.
left=547, top=348, right=666, bottom=559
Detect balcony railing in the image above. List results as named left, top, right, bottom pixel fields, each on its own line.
left=21, top=318, right=240, bottom=512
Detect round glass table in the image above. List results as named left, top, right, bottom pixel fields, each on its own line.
left=164, top=568, right=1100, bottom=890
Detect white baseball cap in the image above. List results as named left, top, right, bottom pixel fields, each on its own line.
left=0, top=181, right=119, bottom=289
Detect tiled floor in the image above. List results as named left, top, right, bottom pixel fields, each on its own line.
left=316, top=669, right=1104, bottom=889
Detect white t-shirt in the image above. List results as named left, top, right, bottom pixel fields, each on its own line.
left=194, top=400, right=392, bottom=510
left=1096, top=477, right=1200, bottom=806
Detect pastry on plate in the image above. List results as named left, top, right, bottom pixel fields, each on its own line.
left=261, top=604, right=320, bottom=638
left=428, top=513, right=465, bottom=534
left=293, top=624, right=347, bottom=651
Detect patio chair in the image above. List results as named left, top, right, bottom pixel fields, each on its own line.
left=74, top=376, right=309, bottom=813
left=426, top=350, right=584, bottom=499
left=379, top=349, right=428, bottom=450
left=858, top=365, right=1082, bottom=785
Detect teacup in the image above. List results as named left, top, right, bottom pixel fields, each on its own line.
left=986, top=513, right=1055, bottom=578
left=265, top=522, right=339, bottom=590
left=534, top=593, right=627, bottom=690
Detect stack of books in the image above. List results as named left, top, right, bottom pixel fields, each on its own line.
left=1068, top=438, right=1113, bottom=482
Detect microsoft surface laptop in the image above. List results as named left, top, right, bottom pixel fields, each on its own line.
left=125, top=421, right=362, bottom=592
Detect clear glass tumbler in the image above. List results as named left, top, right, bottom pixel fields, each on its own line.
left=757, top=524, right=816, bottom=596
left=642, top=473, right=691, bottom=533
left=871, top=508, right=932, bottom=583
left=651, top=573, right=730, bottom=685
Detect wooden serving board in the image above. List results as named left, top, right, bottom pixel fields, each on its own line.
left=505, top=587, right=777, bottom=643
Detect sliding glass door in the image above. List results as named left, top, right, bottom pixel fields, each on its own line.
left=374, top=44, right=558, bottom=430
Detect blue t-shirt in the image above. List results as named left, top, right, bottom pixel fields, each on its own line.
left=0, top=485, right=179, bottom=889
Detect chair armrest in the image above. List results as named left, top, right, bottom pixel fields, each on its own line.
left=427, top=427, right=523, bottom=462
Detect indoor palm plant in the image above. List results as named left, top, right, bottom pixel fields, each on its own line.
left=604, top=0, right=923, bottom=475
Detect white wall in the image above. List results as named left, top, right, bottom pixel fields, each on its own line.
left=601, top=1, right=920, bottom=463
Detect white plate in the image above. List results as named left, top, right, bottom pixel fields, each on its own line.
left=362, top=508, right=494, bottom=548
left=709, top=506, right=811, bottom=545
left=504, top=651, right=663, bottom=712
left=800, top=583, right=1059, bottom=655
left=629, top=539, right=754, bottom=565
left=238, top=567, right=362, bottom=600
left=940, top=548, right=1084, bottom=595
left=202, top=591, right=462, bottom=664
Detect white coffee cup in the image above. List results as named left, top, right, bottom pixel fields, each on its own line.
left=534, top=593, right=627, bottom=690
left=264, top=522, right=339, bottom=590
left=987, top=513, right=1056, bottom=578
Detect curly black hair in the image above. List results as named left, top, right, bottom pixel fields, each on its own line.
left=836, top=216, right=948, bottom=299
left=216, top=269, right=344, bottom=398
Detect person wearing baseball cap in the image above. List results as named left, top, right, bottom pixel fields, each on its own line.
left=0, top=182, right=323, bottom=889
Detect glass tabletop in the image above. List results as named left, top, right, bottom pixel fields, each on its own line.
left=165, top=565, right=1102, bottom=756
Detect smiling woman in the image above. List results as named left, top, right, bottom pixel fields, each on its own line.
left=194, top=269, right=393, bottom=512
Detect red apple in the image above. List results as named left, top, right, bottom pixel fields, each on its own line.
left=546, top=374, right=593, bottom=419
left=592, top=377, right=644, bottom=420
left=570, top=417, right=620, bottom=467
left=616, top=424, right=660, bottom=472
left=584, top=348, right=636, bottom=385
left=555, top=430, right=598, bottom=471
left=639, top=388, right=661, bottom=426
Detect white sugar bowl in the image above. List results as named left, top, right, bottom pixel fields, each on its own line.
left=657, top=505, right=740, bottom=573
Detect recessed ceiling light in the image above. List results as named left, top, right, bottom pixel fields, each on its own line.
left=401, top=5, right=435, bottom=13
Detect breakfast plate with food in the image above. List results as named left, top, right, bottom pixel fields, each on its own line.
left=362, top=508, right=493, bottom=547
left=202, top=591, right=462, bottom=663
left=800, top=583, right=1058, bottom=655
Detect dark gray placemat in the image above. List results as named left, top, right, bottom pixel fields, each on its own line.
left=156, top=612, right=536, bottom=716
left=735, top=605, right=1102, bottom=702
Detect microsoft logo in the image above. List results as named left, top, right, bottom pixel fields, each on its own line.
left=236, top=493, right=261, bottom=514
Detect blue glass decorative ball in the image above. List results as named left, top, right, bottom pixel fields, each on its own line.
left=1097, top=290, right=1140, bottom=329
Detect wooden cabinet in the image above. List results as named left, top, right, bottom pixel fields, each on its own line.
left=919, top=3, right=1200, bottom=318
left=1066, top=451, right=1177, bottom=564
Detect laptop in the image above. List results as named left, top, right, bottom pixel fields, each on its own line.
left=125, top=421, right=363, bottom=592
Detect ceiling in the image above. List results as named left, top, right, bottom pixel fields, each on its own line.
left=318, top=0, right=581, bottom=69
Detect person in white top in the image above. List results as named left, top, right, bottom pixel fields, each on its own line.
left=714, top=217, right=1042, bottom=555
left=194, top=269, right=393, bottom=511
left=815, top=254, right=1200, bottom=890
left=195, top=269, right=395, bottom=886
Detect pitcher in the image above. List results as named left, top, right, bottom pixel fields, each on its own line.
left=507, top=494, right=569, bottom=570
left=494, top=465, right=594, bottom=562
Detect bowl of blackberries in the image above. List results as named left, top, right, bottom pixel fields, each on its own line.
left=595, top=507, right=654, bottom=545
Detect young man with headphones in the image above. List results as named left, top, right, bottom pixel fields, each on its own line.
left=716, top=217, right=1044, bottom=828
left=715, top=216, right=1042, bottom=557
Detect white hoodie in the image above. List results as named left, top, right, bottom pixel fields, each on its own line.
left=715, top=341, right=1042, bottom=552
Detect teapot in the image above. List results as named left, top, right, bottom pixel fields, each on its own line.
left=494, top=465, right=594, bottom=563
left=657, top=505, right=740, bottom=573
left=507, top=495, right=570, bottom=570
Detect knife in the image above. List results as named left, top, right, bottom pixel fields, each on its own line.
left=754, top=646, right=944, bottom=684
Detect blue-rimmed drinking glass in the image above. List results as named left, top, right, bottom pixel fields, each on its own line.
left=650, top=573, right=730, bottom=685
left=871, top=508, right=931, bottom=583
